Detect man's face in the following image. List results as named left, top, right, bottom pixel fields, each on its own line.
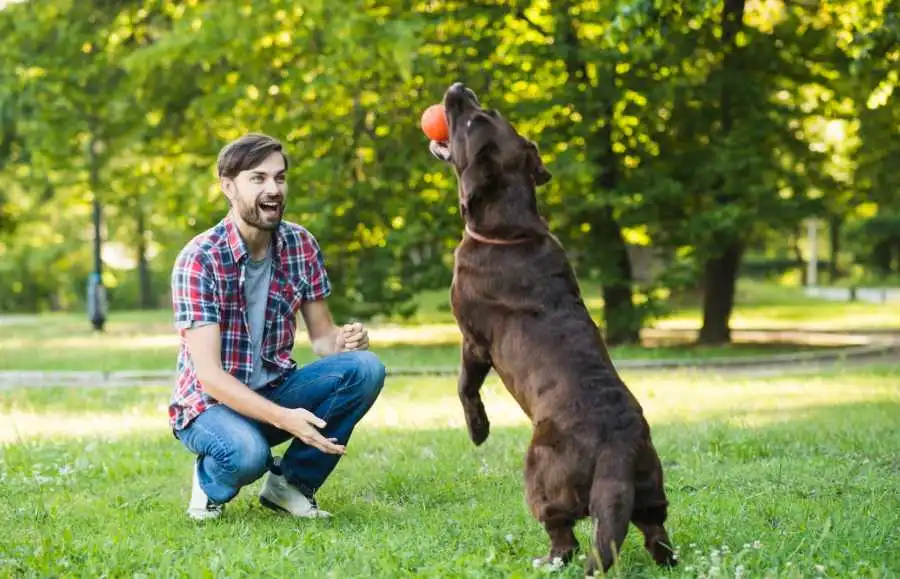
left=222, top=151, right=287, bottom=232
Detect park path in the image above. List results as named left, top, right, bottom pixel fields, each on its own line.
left=0, top=328, right=897, bottom=390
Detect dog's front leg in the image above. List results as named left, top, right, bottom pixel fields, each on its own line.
left=459, top=339, right=492, bottom=445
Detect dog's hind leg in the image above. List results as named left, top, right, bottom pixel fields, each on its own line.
left=586, top=445, right=635, bottom=577
left=632, top=443, right=677, bottom=567
left=524, top=424, right=582, bottom=570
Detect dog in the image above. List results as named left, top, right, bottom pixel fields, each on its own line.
left=429, top=82, right=678, bottom=576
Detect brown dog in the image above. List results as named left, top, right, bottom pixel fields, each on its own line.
left=430, top=82, right=678, bottom=576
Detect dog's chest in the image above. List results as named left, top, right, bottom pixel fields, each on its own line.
left=450, top=272, right=492, bottom=343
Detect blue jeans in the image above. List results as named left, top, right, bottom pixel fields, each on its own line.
left=175, top=351, right=386, bottom=504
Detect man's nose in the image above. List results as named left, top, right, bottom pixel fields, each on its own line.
left=264, top=178, right=279, bottom=193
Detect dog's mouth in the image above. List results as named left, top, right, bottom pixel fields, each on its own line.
left=430, top=82, right=481, bottom=163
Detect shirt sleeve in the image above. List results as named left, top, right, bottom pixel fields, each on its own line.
left=301, top=232, right=332, bottom=302
left=171, top=249, right=220, bottom=331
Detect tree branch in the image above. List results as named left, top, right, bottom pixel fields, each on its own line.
left=515, top=9, right=551, bottom=37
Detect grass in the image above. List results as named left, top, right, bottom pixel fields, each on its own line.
left=1, top=365, right=898, bottom=577
left=655, top=279, right=900, bottom=330
left=0, top=279, right=892, bottom=373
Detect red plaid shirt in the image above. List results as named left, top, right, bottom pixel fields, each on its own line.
left=168, top=214, right=331, bottom=431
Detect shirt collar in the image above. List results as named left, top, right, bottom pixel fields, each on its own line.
left=223, top=212, right=284, bottom=265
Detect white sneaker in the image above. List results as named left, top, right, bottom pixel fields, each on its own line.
left=187, top=461, right=224, bottom=521
left=259, top=471, right=331, bottom=518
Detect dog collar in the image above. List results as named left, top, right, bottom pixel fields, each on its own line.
left=464, top=224, right=531, bottom=246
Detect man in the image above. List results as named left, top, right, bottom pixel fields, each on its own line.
left=169, top=132, right=386, bottom=521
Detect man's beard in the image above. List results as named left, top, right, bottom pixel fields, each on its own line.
left=234, top=193, right=283, bottom=232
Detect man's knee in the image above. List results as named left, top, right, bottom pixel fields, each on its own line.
left=345, top=350, right=386, bottom=401
left=217, top=430, right=270, bottom=485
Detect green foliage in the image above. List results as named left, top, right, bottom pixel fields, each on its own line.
left=0, top=0, right=896, bottom=343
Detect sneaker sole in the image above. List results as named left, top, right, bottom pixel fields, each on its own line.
left=259, top=495, right=331, bottom=518
left=187, top=509, right=223, bottom=521
left=259, top=495, right=291, bottom=514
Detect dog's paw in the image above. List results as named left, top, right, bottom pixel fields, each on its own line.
left=532, top=555, right=566, bottom=572
left=467, top=413, right=490, bottom=445
left=463, top=399, right=490, bottom=445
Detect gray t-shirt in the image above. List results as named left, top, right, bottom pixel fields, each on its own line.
left=244, top=251, right=283, bottom=389
left=182, top=250, right=282, bottom=390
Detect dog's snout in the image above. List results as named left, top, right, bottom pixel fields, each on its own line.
left=446, top=82, right=480, bottom=106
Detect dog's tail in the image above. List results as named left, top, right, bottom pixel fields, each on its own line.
left=587, top=445, right=635, bottom=576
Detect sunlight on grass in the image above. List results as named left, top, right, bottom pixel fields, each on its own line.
left=3, top=366, right=896, bottom=443
left=1, top=366, right=898, bottom=577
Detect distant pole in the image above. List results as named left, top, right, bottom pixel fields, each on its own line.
left=87, top=136, right=107, bottom=331
left=806, top=219, right=818, bottom=287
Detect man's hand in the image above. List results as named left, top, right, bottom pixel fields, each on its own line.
left=335, top=322, right=369, bottom=352
left=302, top=301, right=370, bottom=357
left=276, top=408, right=346, bottom=455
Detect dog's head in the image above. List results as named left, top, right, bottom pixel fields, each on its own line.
left=430, top=82, right=551, bottom=215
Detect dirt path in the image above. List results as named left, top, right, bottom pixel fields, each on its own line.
left=1, top=329, right=896, bottom=390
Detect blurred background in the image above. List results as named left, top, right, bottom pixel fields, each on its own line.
left=0, top=0, right=897, bottom=346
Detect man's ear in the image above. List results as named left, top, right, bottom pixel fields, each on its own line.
left=525, top=140, right=552, bottom=186
left=220, top=177, right=236, bottom=203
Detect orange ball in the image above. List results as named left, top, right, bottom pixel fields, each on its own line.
left=420, top=103, right=449, bottom=142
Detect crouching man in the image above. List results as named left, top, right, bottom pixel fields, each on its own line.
left=169, top=133, right=385, bottom=520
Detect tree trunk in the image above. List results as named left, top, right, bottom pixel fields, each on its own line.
left=828, top=215, right=842, bottom=282
left=698, top=0, right=746, bottom=344
left=552, top=5, right=639, bottom=345
left=136, top=205, right=153, bottom=309
left=698, top=240, right=744, bottom=344
left=873, top=242, right=891, bottom=275
left=597, top=212, right=640, bottom=345
left=593, top=76, right=639, bottom=345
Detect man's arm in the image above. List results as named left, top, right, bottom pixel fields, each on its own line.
left=184, top=323, right=345, bottom=454
left=184, top=323, right=292, bottom=426
left=300, top=299, right=369, bottom=356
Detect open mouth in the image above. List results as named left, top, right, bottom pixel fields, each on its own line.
left=258, top=200, right=282, bottom=218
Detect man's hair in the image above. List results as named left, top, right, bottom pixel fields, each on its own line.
left=216, top=133, right=288, bottom=179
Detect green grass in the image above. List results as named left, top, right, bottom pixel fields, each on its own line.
left=1, top=365, right=898, bottom=577
left=0, top=280, right=889, bottom=373
left=655, top=279, right=900, bottom=330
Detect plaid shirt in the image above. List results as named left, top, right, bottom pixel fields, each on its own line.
left=168, top=214, right=331, bottom=431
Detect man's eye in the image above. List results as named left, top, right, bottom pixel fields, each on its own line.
left=275, top=176, right=286, bottom=183
left=250, top=176, right=263, bottom=183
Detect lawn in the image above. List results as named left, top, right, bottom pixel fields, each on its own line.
left=1, top=365, right=898, bottom=577
left=0, top=280, right=893, bottom=373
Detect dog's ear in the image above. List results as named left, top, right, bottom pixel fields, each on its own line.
left=525, top=140, right=552, bottom=186
left=474, top=140, right=500, bottom=166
